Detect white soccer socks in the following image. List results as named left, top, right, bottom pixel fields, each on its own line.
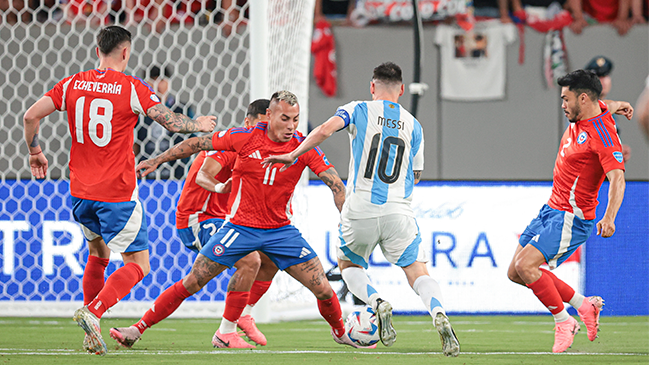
left=341, top=266, right=380, bottom=309
left=413, top=275, right=446, bottom=318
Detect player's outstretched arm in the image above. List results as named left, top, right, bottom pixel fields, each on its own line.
left=146, top=104, right=217, bottom=133
left=136, top=134, right=214, bottom=178
left=23, top=96, right=56, bottom=179
left=602, top=100, right=634, bottom=120
left=196, top=157, right=231, bottom=194
left=317, top=167, right=346, bottom=212
left=596, top=169, right=625, bottom=238
left=263, top=115, right=345, bottom=171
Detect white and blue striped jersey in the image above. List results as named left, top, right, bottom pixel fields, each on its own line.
left=335, top=100, right=424, bottom=219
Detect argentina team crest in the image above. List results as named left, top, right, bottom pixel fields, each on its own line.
left=212, top=244, right=225, bottom=256
left=577, top=131, right=587, bottom=144
left=613, top=151, right=623, bottom=163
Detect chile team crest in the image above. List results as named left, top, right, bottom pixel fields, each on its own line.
left=213, top=244, right=225, bottom=256
left=577, top=132, right=587, bottom=144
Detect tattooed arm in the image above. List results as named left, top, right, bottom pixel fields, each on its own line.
left=146, top=103, right=217, bottom=133
left=317, top=167, right=346, bottom=212
left=135, top=134, right=214, bottom=178
left=23, top=96, right=57, bottom=179
left=414, top=170, right=422, bottom=184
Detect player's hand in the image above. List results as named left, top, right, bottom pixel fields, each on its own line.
left=262, top=153, right=296, bottom=172
left=29, top=152, right=48, bottom=179
left=195, top=116, right=217, bottom=133
left=596, top=218, right=616, bottom=238
left=222, top=178, right=233, bottom=194
left=135, top=159, right=159, bottom=178
left=614, top=102, right=634, bottom=120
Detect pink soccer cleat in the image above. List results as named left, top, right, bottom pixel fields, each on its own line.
left=237, top=315, right=267, bottom=346
left=552, top=316, right=580, bottom=353
left=577, top=296, right=604, bottom=341
left=110, top=326, right=142, bottom=348
left=331, top=329, right=377, bottom=349
left=212, top=330, right=255, bottom=349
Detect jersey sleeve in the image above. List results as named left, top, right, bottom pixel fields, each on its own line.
left=206, top=150, right=237, bottom=171
left=334, top=101, right=361, bottom=129
left=591, top=117, right=625, bottom=173
left=44, top=75, right=75, bottom=111
left=412, top=119, right=424, bottom=171
left=303, top=146, right=333, bottom=175
left=129, top=76, right=162, bottom=115
left=211, top=128, right=248, bottom=153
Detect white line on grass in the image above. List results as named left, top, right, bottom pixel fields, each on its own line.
left=0, top=349, right=646, bottom=356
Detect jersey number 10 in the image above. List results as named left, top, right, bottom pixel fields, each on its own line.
left=74, top=97, right=113, bottom=147
left=363, top=133, right=405, bottom=184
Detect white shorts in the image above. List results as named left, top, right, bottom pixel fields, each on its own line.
left=337, top=214, right=426, bottom=269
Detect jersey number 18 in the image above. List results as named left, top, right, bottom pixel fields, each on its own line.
left=74, top=97, right=113, bottom=147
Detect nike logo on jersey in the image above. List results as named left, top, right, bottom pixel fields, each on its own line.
left=248, top=150, right=262, bottom=159
left=299, top=247, right=312, bottom=258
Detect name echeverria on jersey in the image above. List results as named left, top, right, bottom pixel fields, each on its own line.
left=73, top=80, right=123, bottom=95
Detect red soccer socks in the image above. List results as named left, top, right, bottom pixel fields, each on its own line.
left=87, top=262, right=144, bottom=318
left=83, top=255, right=109, bottom=305
left=317, top=290, right=345, bottom=338
left=135, top=280, right=192, bottom=334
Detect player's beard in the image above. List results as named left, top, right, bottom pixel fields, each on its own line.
left=567, top=103, right=581, bottom=123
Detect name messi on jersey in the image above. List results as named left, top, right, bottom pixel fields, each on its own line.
left=377, top=116, right=404, bottom=130
left=73, top=80, right=122, bottom=94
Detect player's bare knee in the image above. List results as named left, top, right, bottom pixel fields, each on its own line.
left=181, top=273, right=202, bottom=294
left=507, top=267, right=521, bottom=284
left=234, top=252, right=261, bottom=273
left=138, top=261, right=151, bottom=277
left=312, top=281, right=334, bottom=300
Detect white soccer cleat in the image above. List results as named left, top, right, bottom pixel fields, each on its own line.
left=73, top=306, right=107, bottom=356
left=434, top=313, right=460, bottom=357
left=375, top=298, right=397, bottom=347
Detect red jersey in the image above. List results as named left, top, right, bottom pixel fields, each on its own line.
left=45, top=68, right=161, bottom=202
left=582, top=0, right=618, bottom=22
left=211, top=122, right=333, bottom=229
left=176, top=150, right=237, bottom=229
left=548, top=101, right=625, bottom=220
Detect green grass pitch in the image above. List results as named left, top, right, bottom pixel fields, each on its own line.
left=0, top=315, right=647, bottom=364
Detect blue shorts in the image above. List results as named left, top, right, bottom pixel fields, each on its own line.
left=71, top=196, right=148, bottom=253
left=519, top=204, right=595, bottom=269
left=200, top=222, right=317, bottom=270
left=177, top=218, right=225, bottom=253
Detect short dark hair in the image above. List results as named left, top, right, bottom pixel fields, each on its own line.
left=247, top=99, right=270, bottom=117
left=97, top=26, right=131, bottom=55
left=149, top=65, right=172, bottom=79
left=557, top=69, right=602, bottom=101
left=372, top=62, right=402, bottom=84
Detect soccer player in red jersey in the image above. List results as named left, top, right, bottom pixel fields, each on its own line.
left=506, top=69, right=633, bottom=353
left=128, top=90, right=372, bottom=349
left=22, top=26, right=216, bottom=356
left=110, top=99, right=277, bottom=348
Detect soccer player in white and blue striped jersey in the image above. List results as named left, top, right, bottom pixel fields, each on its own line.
left=263, top=62, right=460, bottom=357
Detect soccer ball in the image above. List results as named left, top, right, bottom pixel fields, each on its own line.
left=344, top=307, right=380, bottom=347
